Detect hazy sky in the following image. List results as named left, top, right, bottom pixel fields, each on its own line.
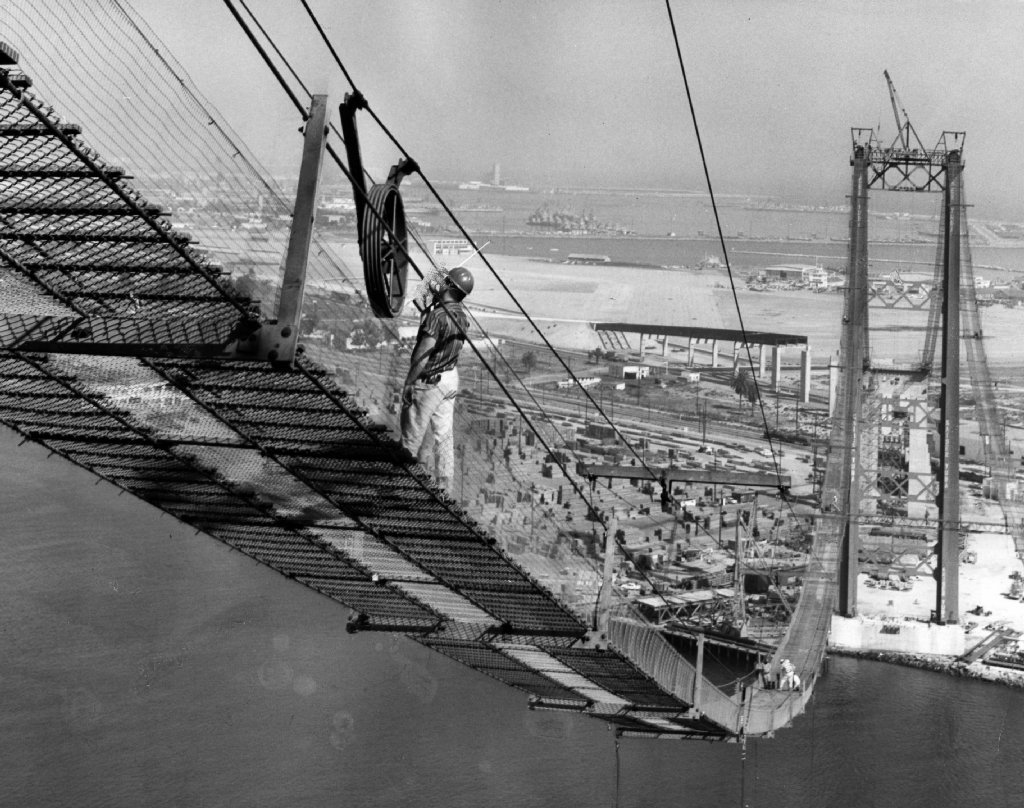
left=121, top=1, right=1024, bottom=217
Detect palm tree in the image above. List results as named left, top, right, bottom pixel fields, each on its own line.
left=731, top=367, right=758, bottom=413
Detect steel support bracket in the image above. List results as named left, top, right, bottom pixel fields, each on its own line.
left=222, top=95, right=330, bottom=366
left=227, top=319, right=301, bottom=365
left=266, top=93, right=330, bottom=366
left=580, top=629, right=611, bottom=650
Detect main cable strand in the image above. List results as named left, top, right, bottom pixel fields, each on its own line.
left=662, top=0, right=789, bottom=497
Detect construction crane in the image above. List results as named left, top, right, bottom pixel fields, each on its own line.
left=883, top=69, right=927, bottom=154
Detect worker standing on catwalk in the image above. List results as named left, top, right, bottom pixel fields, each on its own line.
left=400, top=266, right=473, bottom=491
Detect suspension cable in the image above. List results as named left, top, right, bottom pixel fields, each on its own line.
left=236, top=0, right=455, bottom=283
left=662, top=3, right=840, bottom=602
left=740, top=734, right=748, bottom=808
left=614, top=731, right=622, bottom=808
left=662, top=1, right=789, bottom=493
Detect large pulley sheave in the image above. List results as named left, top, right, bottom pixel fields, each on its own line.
left=340, top=91, right=416, bottom=318
left=360, top=175, right=409, bottom=318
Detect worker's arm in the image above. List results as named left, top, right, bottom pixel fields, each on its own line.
left=402, top=334, right=436, bottom=404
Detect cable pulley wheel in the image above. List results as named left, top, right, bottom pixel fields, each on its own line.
left=360, top=182, right=409, bottom=318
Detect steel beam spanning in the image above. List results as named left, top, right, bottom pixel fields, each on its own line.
left=855, top=129, right=966, bottom=193
left=867, top=286, right=936, bottom=310
left=638, top=596, right=737, bottom=630
left=839, top=512, right=1001, bottom=535
left=866, top=149, right=948, bottom=192
left=593, top=323, right=807, bottom=346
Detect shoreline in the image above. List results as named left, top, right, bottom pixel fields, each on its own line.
left=440, top=228, right=1024, bottom=259
left=828, top=645, right=1024, bottom=690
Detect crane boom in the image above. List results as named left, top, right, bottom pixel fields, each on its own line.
left=883, top=70, right=907, bottom=150
left=882, top=70, right=926, bottom=153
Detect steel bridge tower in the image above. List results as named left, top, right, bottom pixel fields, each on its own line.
left=839, top=114, right=967, bottom=624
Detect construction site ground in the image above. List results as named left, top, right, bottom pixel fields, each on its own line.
left=837, top=490, right=1024, bottom=685
left=416, top=248, right=1024, bottom=685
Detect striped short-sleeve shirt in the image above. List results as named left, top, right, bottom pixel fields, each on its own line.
left=418, top=301, right=470, bottom=377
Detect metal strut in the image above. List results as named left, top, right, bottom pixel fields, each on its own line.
left=237, top=93, right=330, bottom=366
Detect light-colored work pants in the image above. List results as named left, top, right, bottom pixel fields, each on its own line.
left=400, top=367, right=458, bottom=482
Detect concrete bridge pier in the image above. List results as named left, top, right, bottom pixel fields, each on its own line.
left=799, top=348, right=812, bottom=403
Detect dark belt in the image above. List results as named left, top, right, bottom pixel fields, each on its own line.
left=422, top=366, right=454, bottom=385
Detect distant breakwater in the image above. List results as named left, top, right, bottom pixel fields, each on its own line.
left=829, top=646, right=1024, bottom=689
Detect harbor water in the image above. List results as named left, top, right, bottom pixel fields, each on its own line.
left=4, top=428, right=1024, bottom=807
left=428, top=185, right=1024, bottom=279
